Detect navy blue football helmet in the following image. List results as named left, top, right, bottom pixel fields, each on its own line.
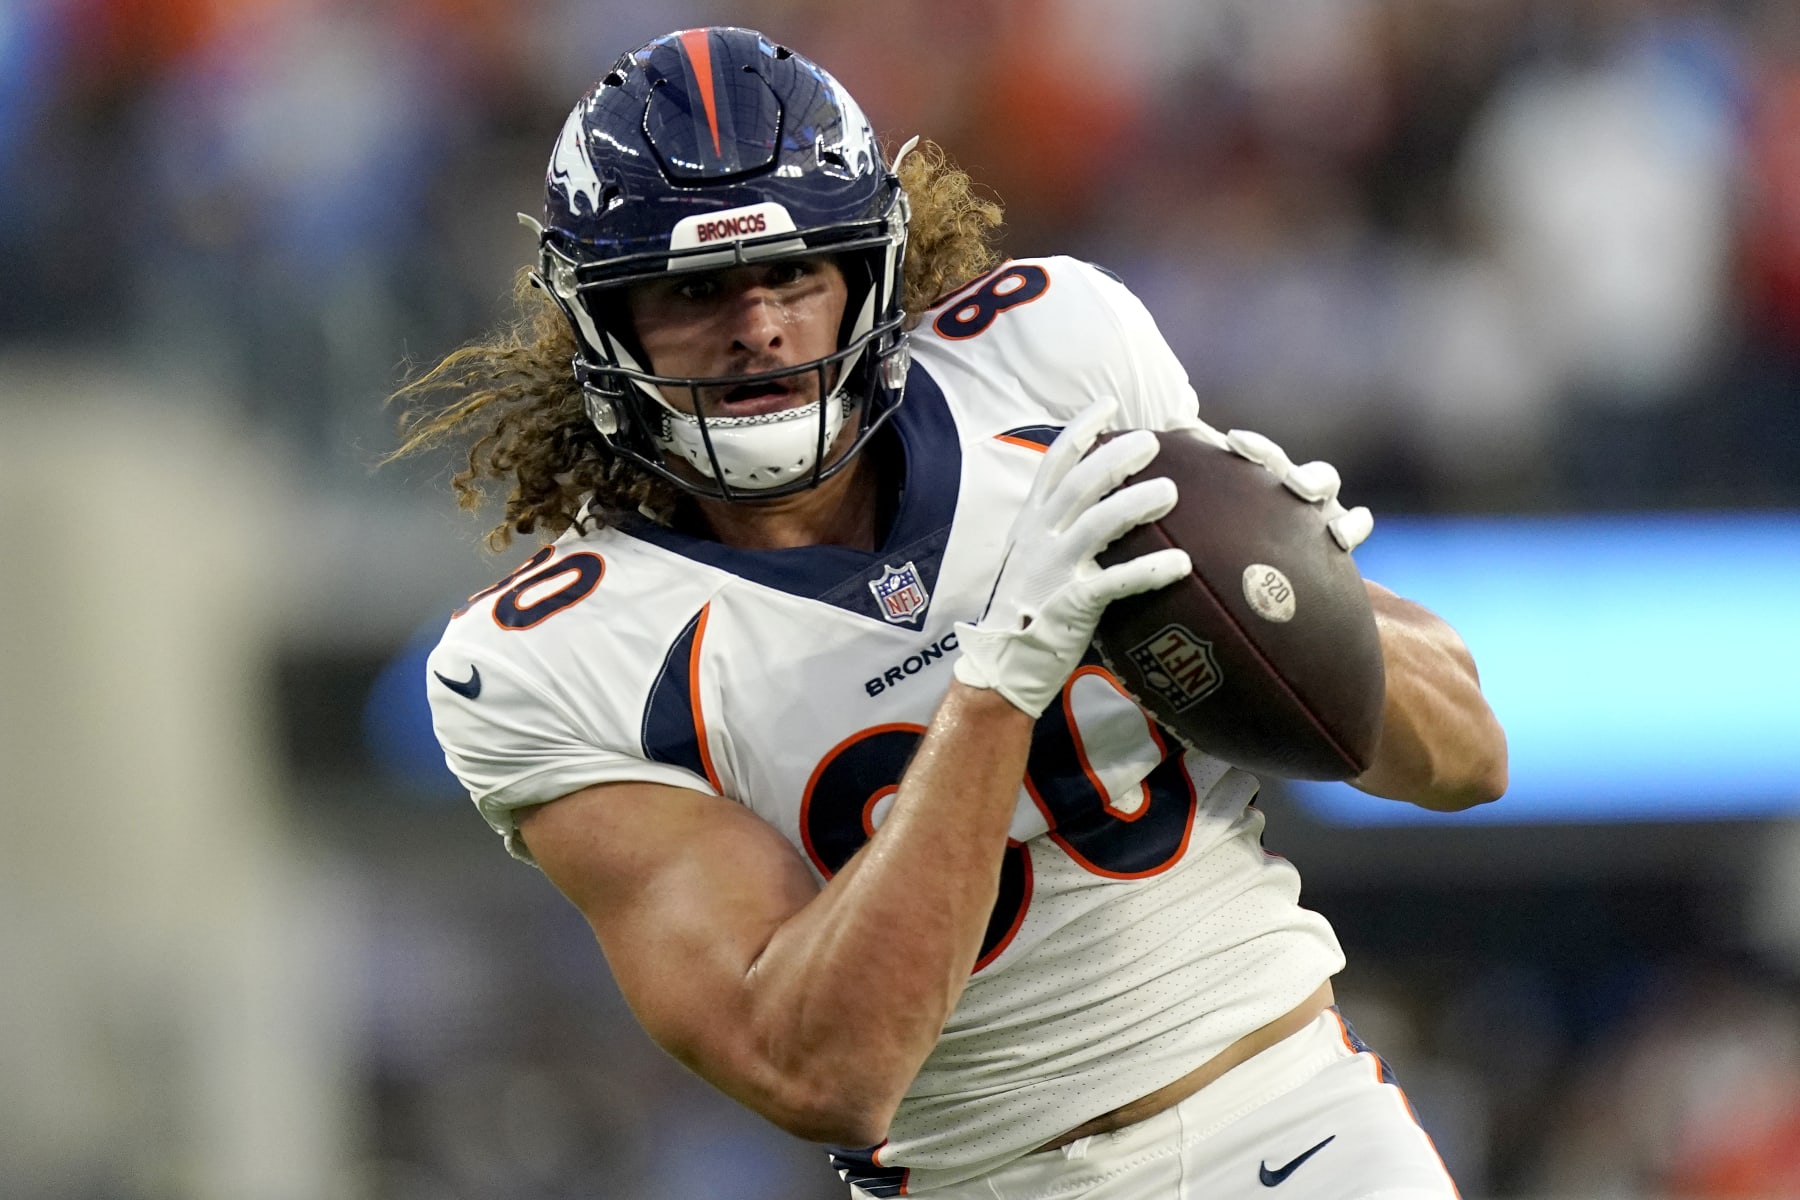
left=527, top=27, right=911, bottom=501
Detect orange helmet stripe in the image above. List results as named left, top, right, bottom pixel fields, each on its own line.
left=677, top=28, right=724, bottom=158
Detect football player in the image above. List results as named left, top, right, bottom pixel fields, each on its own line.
left=400, top=26, right=1508, bottom=1200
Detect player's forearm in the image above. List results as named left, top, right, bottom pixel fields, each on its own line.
left=1351, top=582, right=1507, bottom=810
left=739, top=681, right=1032, bottom=1141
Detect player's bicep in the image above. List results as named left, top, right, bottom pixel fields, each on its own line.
left=518, top=780, right=822, bottom=1055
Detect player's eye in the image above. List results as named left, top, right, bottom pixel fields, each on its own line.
left=672, top=276, right=719, bottom=302
left=767, top=260, right=811, bottom=286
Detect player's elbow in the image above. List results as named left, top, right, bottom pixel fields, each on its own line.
left=777, top=1106, right=894, bottom=1149
left=1465, top=742, right=1509, bottom=808
left=688, top=1036, right=901, bottom=1144
left=661, top=1029, right=904, bottom=1146
left=1414, top=762, right=1506, bottom=811
left=1410, top=723, right=1509, bottom=812
left=760, top=1076, right=899, bottom=1147
left=1355, top=711, right=1508, bottom=811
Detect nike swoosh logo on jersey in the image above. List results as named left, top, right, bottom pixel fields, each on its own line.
left=434, top=665, right=482, bottom=700
left=1259, top=1135, right=1335, bottom=1186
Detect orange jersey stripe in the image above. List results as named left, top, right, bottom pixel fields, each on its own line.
left=689, top=602, right=723, bottom=792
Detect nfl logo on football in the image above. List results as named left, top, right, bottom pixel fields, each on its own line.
left=1129, top=624, right=1223, bottom=710
left=869, top=561, right=931, bottom=625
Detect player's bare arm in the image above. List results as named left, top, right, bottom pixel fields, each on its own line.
left=519, top=679, right=1031, bottom=1146
left=520, top=402, right=1188, bottom=1146
left=1351, top=581, right=1508, bottom=810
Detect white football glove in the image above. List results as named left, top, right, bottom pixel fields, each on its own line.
left=1222, top=428, right=1374, bottom=551
left=953, top=398, right=1193, bottom=717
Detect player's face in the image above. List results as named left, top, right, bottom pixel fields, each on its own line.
left=626, top=256, right=848, bottom=419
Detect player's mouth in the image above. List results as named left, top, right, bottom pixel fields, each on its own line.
left=708, top=377, right=813, bottom=418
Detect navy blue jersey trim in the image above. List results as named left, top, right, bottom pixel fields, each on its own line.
left=621, top=361, right=961, bottom=629
left=1332, top=1006, right=1400, bottom=1086
left=996, top=423, right=1063, bottom=448
left=640, top=608, right=709, bottom=779
left=830, top=1145, right=908, bottom=1197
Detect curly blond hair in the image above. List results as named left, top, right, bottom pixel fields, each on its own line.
left=390, top=140, right=1003, bottom=550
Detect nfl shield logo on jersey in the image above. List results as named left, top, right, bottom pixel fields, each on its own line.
left=869, top=561, right=931, bottom=624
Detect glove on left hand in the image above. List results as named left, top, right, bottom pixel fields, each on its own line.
left=952, top=398, right=1193, bottom=717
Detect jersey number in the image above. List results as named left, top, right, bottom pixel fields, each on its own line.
left=932, top=264, right=1051, bottom=340
left=453, top=546, right=606, bottom=630
left=799, top=668, right=1197, bottom=971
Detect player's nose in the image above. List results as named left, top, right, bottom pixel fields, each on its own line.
left=727, top=284, right=786, bottom=352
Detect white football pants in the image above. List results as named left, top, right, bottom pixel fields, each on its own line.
left=855, top=1009, right=1459, bottom=1200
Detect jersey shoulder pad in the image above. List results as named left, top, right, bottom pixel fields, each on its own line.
left=914, top=256, right=1201, bottom=432
left=426, top=534, right=726, bottom=860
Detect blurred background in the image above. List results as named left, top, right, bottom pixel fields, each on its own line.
left=3, top=0, right=1798, bottom=1196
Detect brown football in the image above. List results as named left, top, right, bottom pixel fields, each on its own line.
left=1092, top=429, right=1386, bottom=780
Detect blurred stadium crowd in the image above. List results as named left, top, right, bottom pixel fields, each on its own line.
left=7, top=0, right=1800, bottom=510
left=3, top=0, right=1798, bottom=1198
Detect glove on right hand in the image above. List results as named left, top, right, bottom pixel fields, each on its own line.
left=1222, top=428, right=1374, bottom=551
left=953, top=398, right=1193, bottom=718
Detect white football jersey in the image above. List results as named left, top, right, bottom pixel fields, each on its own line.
left=427, top=257, right=1345, bottom=1194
